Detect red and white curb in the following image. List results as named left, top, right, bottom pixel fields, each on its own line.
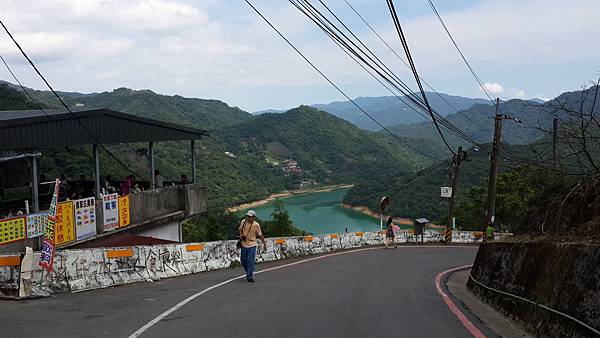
left=435, top=264, right=486, bottom=338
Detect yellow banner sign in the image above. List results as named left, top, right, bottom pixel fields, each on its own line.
left=0, top=217, right=26, bottom=245
left=118, top=195, right=131, bottom=228
left=55, top=201, right=75, bottom=245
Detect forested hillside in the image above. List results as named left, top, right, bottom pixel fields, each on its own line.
left=218, top=106, right=442, bottom=182
left=342, top=143, right=529, bottom=222
left=0, top=83, right=438, bottom=210
left=386, top=88, right=600, bottom=148
left=311, top=92, right=490, bottom=131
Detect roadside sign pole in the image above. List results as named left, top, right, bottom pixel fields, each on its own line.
left=446, top=146, right=467, bottom=243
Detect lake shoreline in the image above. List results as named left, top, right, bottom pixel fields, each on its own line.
left=340, top=203, right=414, bottom=225
left=227, top=184, right=354, bottom=213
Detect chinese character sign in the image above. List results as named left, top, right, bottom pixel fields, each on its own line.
left=0, top=217, right=26, bottom=245
left=55, top=201, right=75, bottom=245
left=75, top=197, right=97, bottom=240
left=26, top=212, right=48, bottom=239
left=118, top=195, right=130, bottom=228
left=102, top=193, right=119, bottom=232
left=40, top=179, right=59, bottom=271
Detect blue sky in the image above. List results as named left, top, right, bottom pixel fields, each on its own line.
left=0, top=0, right=598, bottom=112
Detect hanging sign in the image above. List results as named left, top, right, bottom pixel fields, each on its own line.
left=0, top=217, right=26, bottom=245
left=26, top=212, right=48, bottom=239
left=441, top=187, right=453, bottom=198
left=75, top=197, right=97, bottom=240
left=102, top=193, right=119, bottom=231
left=55, top=201, right=75, bottom=245
left=39, top=179, right=59, bottom=271
left=118, top=195, right=131, bottom=228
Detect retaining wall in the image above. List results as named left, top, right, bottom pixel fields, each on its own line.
left=1, top=229, right=485, bottom=297
left=469, top=242, right=600, bottom=338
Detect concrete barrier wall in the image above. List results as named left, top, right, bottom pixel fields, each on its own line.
left=1, top=230, right=487, bottom=297
left=469, top=242, right=600, bottom=338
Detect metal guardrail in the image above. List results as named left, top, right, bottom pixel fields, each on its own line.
left=468, top=273, right=600, bottom=336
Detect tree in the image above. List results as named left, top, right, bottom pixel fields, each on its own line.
left=262, top=199, right=304, bottom=237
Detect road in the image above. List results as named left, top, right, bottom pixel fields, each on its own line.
left=0, top=246, right=489, bottom=338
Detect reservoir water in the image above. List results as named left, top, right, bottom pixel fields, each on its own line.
left=239, top=188, right=382, bottom=235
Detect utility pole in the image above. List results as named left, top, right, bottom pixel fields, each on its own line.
left=447, top=146, right=467, bottom=232
left=485, top=98, right=521, bottom=226
left=552, top=118, right=559, bottom=169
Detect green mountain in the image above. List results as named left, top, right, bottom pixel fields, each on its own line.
left=1, top=83, right=437, bottom=210
left=344, top=85, right=600, bottom=221
left=311, top=92, right=491, bottom=131
left=388, top=87, right=599, bottom=148
left=342, top=143, right=530, bottom=222
left=218, top=106, right=442, bottom=183
left=0, top=83, right=41, bottom=110
left=9, top=84, right=252, bottom=130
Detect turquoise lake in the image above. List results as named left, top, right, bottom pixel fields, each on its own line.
left=238, top=188, right=382, bottom=235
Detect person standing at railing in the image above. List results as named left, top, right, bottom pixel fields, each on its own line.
left=154, top=170, right=164, bottom=189
left=385, top=217, right=397, bottom=249
left=239, top=210, right=267, bottom=283
left=485, top=223, right=495, bottom=241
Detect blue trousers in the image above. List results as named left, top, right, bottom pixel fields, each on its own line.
left=240, top=246, right=257, bottom=280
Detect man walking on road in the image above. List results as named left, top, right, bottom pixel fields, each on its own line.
left=239, top=210, right=267, bottom=282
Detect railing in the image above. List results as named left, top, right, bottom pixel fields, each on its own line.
left=0, top=183, right=208, bottom=254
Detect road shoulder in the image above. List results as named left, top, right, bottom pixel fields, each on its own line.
left=446, top=269, right=532, bottom=338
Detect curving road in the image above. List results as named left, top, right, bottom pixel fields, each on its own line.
left=0, top=246, right=489, bottom=338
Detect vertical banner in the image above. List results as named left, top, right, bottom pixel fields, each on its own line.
left=39, top=179, right=59, bottom=271
left=102, top=193, right=119, bottom=231
left=0, top=217, right=26, bottom=245
left=26, top=212, right=48, bottom=239
left=55, top=201, right=75, bottom=245
left=75, top=197, right=97, bottom=240
left=118, top=195, right=130, bottom=228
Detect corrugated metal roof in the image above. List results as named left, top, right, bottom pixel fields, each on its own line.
left=0, top=108, right=209, bottom=150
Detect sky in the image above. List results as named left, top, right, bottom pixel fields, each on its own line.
left=0, top=0, right=598, bottom=113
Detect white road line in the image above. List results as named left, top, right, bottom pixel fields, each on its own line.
left=129, top=245, right=476, bottom=337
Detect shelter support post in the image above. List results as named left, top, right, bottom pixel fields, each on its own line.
left=94, top=144, right=101, bottom=199
left=149, top=141, right=155, bottom=189
left=31, top=156, right=39, bottom=212
left=191, top=139, right=196, bottom=183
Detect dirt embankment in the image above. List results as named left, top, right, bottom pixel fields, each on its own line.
left=469, top=241, right=600, bottom=338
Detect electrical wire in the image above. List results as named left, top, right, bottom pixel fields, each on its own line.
left=426, top=0, right=495, bottom=104
left=343, top=0, right=489, bottom=131
left=0, top=20, right=146, bottom=179
left=386, top=0, right=455, bottom=154
left=245, top=0, right=441, bottom=161
left=291, top=0, right=481, bottom=147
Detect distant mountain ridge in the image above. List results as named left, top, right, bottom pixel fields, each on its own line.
left=388, top=87, right=599, bottom=147
left=252, top=92, right=491, bottom=129
left=311, top=92, right=491, bottom=131
left=2, top=82, right=252, bottom=130
left=0, top=81, right=437, bottom=210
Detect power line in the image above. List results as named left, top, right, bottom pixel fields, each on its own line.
left=343, top=0, right=489, bottom=131
left=0, top=53, right=50, bottom=115
left=245, top=0, right=441, bottom=161
left=0, top=20, right=144, bottom=179
left=290, top=0, right=481, bottom=147
left=386, top=0, right=455, bottom=155
left=426, top=0, right=495, bottom=104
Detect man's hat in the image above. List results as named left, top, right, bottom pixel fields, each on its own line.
left=246, top=210, right=256, bottom=217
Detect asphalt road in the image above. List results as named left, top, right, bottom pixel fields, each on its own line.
left=1, top=246, right=483, bottom=338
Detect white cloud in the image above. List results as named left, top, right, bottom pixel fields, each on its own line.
left=509, top=89, right=526, bottom=99
left=482, top=82, right=504, bottom=96
left=0, top=0, right=598, bottom=111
